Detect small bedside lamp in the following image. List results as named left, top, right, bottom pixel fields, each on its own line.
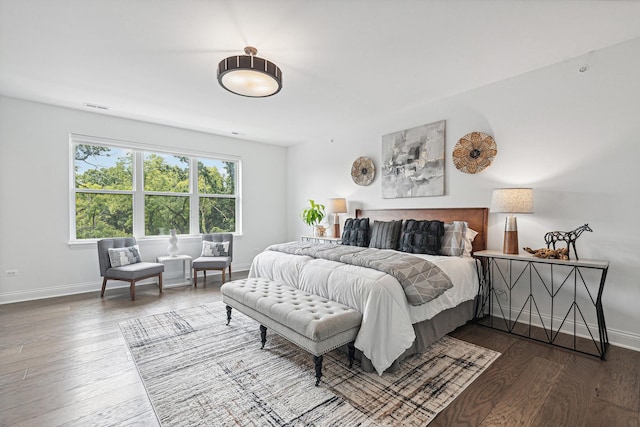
left=326, top=198, right=347, bottom=238
left=491, top=188, right=534, bottom=254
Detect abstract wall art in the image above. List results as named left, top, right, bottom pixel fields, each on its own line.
left=381, top=120, right=445, bottom=198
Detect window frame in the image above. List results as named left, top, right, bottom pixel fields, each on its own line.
left=69, top=134, right=241, bottom=245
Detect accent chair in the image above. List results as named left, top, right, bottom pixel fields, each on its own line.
left=193, top=233, right=233, bottom=286
left=97, top=237, right=164, bottom=300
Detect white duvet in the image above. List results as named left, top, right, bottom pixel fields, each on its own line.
left=249, top=246, right=478, bottom=375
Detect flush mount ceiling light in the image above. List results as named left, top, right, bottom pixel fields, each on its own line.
left=217, top=46, right=282, bottom=98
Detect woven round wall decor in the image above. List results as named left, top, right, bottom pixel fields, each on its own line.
left=452, top=132, right=498, bottom=174
left=351, top=157, right=375, bottom=186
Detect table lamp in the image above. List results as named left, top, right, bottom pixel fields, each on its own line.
left=490, top=188, right=534, bottom=254
left=326, top=198, right=347, bottom=238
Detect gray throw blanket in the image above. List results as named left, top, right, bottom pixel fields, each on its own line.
left=267, top=242, right=453, bottom=305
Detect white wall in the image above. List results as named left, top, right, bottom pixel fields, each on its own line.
left=0, top=97, right=287, bottom=303
left=287, top=37, right=640, bottom=351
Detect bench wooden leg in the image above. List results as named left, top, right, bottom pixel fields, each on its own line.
left=101, top=277, right=108, bottom=297
left=348, top=341, right=355, bottom=368
left=260, top=325, right=267, bottom=349
left=130, top=280, right=135, bottom=301
left=226, top=305, right=232, bottom=325
left=314, top=355, right=323, bottom=386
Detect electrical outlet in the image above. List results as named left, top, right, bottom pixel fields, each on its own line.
left=5, top=270, right=18, bottom=276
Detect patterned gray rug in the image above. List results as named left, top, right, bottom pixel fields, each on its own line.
left=120, top=302, right=499, bottom=426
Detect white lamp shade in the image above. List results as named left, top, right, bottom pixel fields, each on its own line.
left=490, top=188, right=534, bottom=213
left=326, top=198, right=347, bottom=214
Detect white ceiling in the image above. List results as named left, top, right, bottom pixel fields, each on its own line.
left=2, top=0, right=640, bottom=146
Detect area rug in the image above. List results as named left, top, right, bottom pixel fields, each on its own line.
left=120, top=302, right=500, bottom=426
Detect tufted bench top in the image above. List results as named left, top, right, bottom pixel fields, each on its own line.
left=221, top=277, right=362, bottom=342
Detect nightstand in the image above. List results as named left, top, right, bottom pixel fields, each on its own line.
left=473, top=250, right=609, bottom=359
left=300, top=235, right=341, bottom=244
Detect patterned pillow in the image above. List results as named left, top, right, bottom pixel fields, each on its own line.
left=368, top=220, right=403, bottom=250
left=201, top=240, right=230, bottom=257
left=341, top=218, right=370, bottom=247
left=463, top=228, right=479, bottom=257
left=108, top=245, right=142, bottom=268
left=440, top=221, right=468, bottom=256
left=398, top=220, right=445, bottom=255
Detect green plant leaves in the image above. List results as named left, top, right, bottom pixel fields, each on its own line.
left=301, top=199, right=326, bottom=226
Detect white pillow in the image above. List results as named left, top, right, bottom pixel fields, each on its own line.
left=440, top=221, right=467, bottom=256
left=201, top=240, right=230, bottom=257
left=463, top=228, right=479, bottom=257
left=108, top=245, right=142, bottom=267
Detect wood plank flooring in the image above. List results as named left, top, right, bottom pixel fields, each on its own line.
left=1, top=273, right=638, bottom=426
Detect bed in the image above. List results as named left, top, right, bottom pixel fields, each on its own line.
left=249, top=207, right=488, bottom=375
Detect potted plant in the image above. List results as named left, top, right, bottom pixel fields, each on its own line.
left=301, top=199, right=327, bottom=237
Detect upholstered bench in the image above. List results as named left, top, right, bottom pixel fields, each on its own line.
left=221, top=278, right=362, bottom=386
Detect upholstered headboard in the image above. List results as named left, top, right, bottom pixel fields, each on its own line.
left=355, top=207, right=489, bottom=254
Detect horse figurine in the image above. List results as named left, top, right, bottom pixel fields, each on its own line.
left=544, top=224, right=593, bottom=260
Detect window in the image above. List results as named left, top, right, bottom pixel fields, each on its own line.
left=71, top=135, right=239, bottom=241
left=144, top=152, right=190, bottom=236
left=74, top=144, right=134, bottom=239
left=198, top=158, right=236, bottom=233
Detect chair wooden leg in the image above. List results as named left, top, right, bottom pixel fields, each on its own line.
left=228, top=265, right=232, bottom=280
left=204, top=271, right=207, bottom=286
left=194, top=269, right=198, bottom=287
left=222, top=269, right=226, bottom=284
left=158, top=273, right=163, bottom=293
left=101, top=277, right=108, bottom=297
left=130, top=281, right=135, bottom=301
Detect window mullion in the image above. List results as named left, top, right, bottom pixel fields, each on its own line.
left=190, top=157, right=199, bottom=234
left=133, top=151, right=145, bottom=237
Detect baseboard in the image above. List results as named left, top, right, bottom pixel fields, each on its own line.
left=0, top=264, right=251, bottom=305
left=606, top=328, right=640, bottom=353
left=484, top=306, right=640, bottom=354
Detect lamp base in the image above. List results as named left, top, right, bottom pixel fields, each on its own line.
left=503, top=230, right=519, bottom=254
left=333, top=223, right=340, bottom=238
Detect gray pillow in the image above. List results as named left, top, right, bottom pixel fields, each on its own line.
left=108, top=245, right=142, bottom=267
left=368, top=220, right=403, bottom=250
left=440, top=221, right=468, bottom=256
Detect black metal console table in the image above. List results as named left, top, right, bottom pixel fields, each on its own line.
left=473, top=250, right=609, bottom=359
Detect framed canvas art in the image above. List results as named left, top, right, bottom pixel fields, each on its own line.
left=381, top=120, right=445, bottom=198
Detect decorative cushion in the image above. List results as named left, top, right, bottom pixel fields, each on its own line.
left=193, top=256, right=230, bottom=269
left=440, top=221, right=468, bottom=256
left=463, top=227, right=479, bottom=257
left=398, top=220, right=445, bottom=255
left=341, top=218, right=370, bottom=247
left=106, top=262, right=164, bottom=280
left=108, top=245, right=142, bottom=268
left=201, top=240, right=230, bottom=257
left=368, top=220, right=403, bottom=250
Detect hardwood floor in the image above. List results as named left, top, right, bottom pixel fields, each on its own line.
left=1, top=274, right=638, bottom=426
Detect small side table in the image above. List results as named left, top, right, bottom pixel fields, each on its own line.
left=301, top=235, right=341, bottom=244
left=473, top=250, right=609, bottom=359
left=156, top=254, right=193, bottom=285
